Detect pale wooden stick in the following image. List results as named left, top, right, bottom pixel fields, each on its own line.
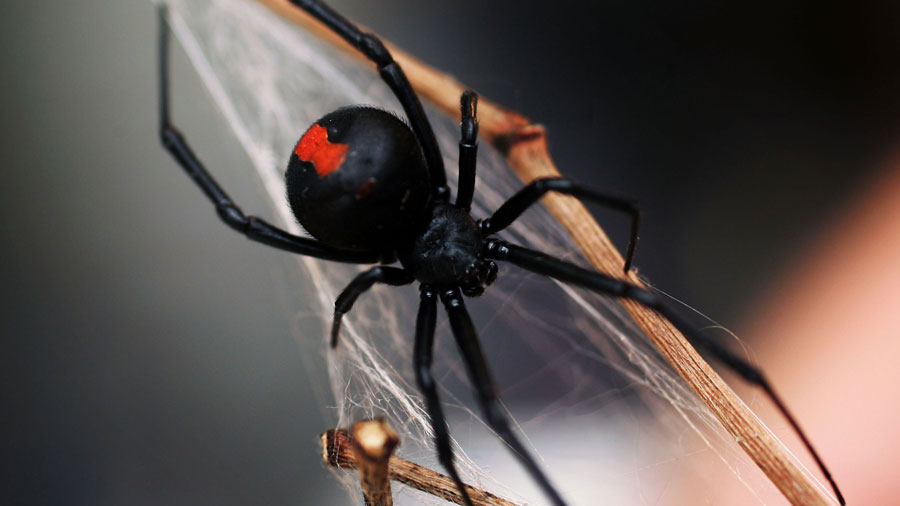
left=261, top=1, right=833, bottom=504
left=350, top=420, right=399, bottom=506
left=323, top=427, right=521, bottom=506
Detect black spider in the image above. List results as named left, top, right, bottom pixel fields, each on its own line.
left=157, top=2, right=843, bottom=505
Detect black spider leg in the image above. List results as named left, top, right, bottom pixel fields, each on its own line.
left=456, top=91, right=478, bottom=210
left=288, top=0, right=449, bottom=201
left=485, top=239, right=846, bottom=506
left=440, top=287, right=568, bottom=506
left=414, top=286, right=475, bottom=506
left=157, top=6, right=380, bottom=264
left=330, top=266, right=414, bottom=348
left=482, top=178, right=641, bottom=273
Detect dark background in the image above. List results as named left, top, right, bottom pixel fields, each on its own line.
left=4, top=0, right=899, bottom=504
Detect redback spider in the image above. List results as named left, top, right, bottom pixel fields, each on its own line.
left=157, top=2, right=844, bottom=505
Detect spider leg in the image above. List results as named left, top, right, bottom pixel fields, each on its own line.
left=456, top=91, right=479, bottom=210
left=414, top=285, right=474, bottom=506
left=287, top=0, right=449, bottom=201
left=485, top=239, right=846, bottom=506
left=482, top=178, right=641, bottom=272
left=330, top=266, right=414, bottom=348
left=157, top=6, right=380, bottom=264
left=440, top=287, right=568, bottom=506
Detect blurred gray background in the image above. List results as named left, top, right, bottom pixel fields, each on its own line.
left=3, top=0, right=899, bottom=505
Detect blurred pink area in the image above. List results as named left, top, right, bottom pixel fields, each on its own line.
left=736, top=148, right=900, bottom=504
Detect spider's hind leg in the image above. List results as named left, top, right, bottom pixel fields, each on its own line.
left=156, top=5, right=379, bottom=263
left=288, top=0, right=449, bottom=200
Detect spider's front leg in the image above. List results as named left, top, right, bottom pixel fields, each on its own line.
left=413, top=285, right=474, bottom=506
left=440, top=287, right=568, bottom=506
left=484, top=239, right=846, bottom=505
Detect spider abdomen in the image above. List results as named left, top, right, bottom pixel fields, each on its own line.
left=286, top=107, right=431, bottom=252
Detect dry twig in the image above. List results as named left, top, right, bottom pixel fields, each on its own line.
left=350, top=420, right=399, bottom=506
left=323, top=425, right=521, bottom=506
left=260, top=1, right=835, bottom=504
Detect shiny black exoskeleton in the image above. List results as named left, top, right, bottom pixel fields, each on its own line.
left=286, top=105, right=497, bottom=296
left=286, top=107, right=431, bottom=252
left=396, top=203, right=497, bottom=296
left=157, top=2, right=845, bottom=505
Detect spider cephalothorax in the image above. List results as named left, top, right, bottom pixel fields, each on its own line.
left=396, top=204, right=496, bottom=293
left=158, top=2, right=844, bottom=505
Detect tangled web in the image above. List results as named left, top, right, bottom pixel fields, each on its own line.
left=161, top=0, right=817, bottom=503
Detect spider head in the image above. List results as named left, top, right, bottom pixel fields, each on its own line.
left=459, top=259, right=498, bottom=297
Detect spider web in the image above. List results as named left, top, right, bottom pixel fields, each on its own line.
left=159, top=0, right=830, bottom=504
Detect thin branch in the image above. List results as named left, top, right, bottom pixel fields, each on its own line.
left=323, top=427, right=521, bottom=506
left=350, top=420, right=398, bottom=506
left=259, top=1, right=834, bottom=504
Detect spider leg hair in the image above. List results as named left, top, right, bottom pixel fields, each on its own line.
left=484, top=239, right=845, bottom=505
left=456, top=91, right=479, bottom=210
left=414, top=286, right=475, bottom=506
left=482, top=178, right=641, bottom=272
left=440, top=287, right=568, bottom=506
left=330, top=267, right=414, bottom=348
left=287, top=0, right=449, bottom=200
left=157, top=6, right=380, bottom=264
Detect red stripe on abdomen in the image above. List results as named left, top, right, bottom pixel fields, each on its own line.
left=294, top=124, right=348, bottom=178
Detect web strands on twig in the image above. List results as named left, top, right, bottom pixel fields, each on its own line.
left=162, top=0, right=799, bottom=503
